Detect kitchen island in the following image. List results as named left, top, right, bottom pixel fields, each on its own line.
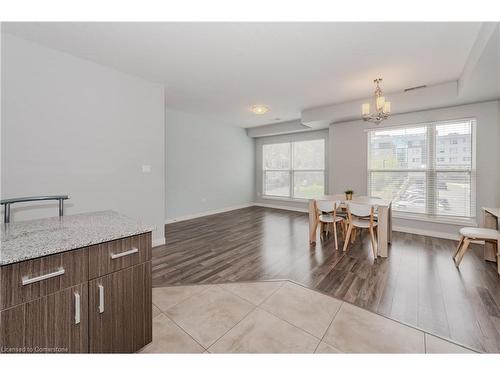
left=0, top=211, right=153, bottom=353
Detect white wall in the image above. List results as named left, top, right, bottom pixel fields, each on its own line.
left=330, top=100, right=500, bottom=237
left=1, top=34, right=166, bottom=245
left=498, top=101, right=500, bottom=206
left=254, top=129, right=329, bottom=210
left=165, top=109, right=254, bottom=221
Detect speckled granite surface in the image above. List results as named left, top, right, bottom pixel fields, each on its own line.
left=0, top=210, right=153, bottom=266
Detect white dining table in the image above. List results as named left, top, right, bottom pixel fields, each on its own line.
left=308, top=194, right=393, bottom=257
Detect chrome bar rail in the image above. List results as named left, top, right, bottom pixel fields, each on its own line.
left=1, top=195, right=69, bottom=223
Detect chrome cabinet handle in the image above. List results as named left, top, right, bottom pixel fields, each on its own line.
left=21, top=267, right=65, bottom=286
left=111, top=247, right=139, bottom=259
left=74, top=292, right=81, bottom=325
left=98, top=284, right=105, bottom=313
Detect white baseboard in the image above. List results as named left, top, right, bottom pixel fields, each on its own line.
left=152, top=237, right=166, bottom=247
left=165, top=203, right=254, bottom=224
left=253, top=202, right=308, bottom=213
left=392, top=226, right=460, bottom=241
left=164, top=203, right=477, bottom=243
left=392, top=226, right=486, bottom=244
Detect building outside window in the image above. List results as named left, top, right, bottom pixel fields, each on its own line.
left=367, top=119, right=475, bottom=222
left=263, top=139, right=325, bottom=199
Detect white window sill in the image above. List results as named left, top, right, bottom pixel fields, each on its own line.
left=259, top=197, right=477, bottom=226
left=392, top=212, right=477, bottom=226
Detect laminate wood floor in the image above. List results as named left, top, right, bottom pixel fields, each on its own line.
left=152, top=206, right=500, bottom=352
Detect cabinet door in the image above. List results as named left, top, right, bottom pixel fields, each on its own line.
left=89, top=262, right=152, bottom=353
left=0, top=283, right=89, bottom=353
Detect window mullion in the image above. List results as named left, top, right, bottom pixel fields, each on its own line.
left=426, top=125, right=436, bottom=216
left=290, top=142, right=293, bottom=198
left=263, top=170, right=266, bottom=196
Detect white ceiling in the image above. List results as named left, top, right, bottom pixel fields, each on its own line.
left=2, top=22, right=483, bottom=127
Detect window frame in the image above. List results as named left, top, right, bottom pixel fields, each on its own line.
left=367, top=118, right=476, bottom=225
left=262, top=138, right=327, bottom=201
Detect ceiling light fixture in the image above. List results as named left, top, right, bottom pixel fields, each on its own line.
left=361, top=78, right=391, bottom=124
left=251, top=104, right=269, bottom=115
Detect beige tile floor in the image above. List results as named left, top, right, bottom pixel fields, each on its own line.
left=140, top=281, right=478, bottom=354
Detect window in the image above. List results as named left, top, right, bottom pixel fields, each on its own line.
left=368, top=119, right=475, bottom=222
left=263, top=139, right=325, bottom=199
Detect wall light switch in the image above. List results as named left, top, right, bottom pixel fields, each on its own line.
left=142, top=165, right=152, bottom=173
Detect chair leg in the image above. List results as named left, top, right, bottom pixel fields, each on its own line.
left=453, top=236, right=468, bottom=264
left=320, top=222, right=326, bottom=239
left=343, top=224, right=353, bottom=252
left=453, top=235, right=464, bottom=259
left=351, top=227, right=356, bottom=244
left=310, top=218, right=319, bottom=243
left=333, top=221, right=338, bottom=250
left=369, top=226, right=377, bottom=258
left=454, top=238, right=471, bottom=267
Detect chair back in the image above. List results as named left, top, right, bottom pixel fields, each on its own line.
left=346, top=202, right=373, bottom=218
left=368, top=197, right=381, bottom=212
left=316, top=200, right=335, bottom=213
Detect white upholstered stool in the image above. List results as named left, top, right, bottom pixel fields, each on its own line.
left=453, top=227, right=500, bottom=271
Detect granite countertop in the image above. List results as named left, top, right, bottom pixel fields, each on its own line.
left=0, top=210, right=153, bottom=266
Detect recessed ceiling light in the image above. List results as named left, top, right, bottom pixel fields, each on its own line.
left=251, top=104, right=269, bottom=115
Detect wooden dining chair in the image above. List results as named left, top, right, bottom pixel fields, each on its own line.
left=316, top=200, right=345, bottom=250
left=453, top=227, right=500, bottom=269
left=342, top=202, right=378, bottom=258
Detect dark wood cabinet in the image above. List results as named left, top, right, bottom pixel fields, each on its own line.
left=0, top=232, right=152, bottom=354
left=88, top=233, right=151, bottom=279
left=89, top=262, right=152, bottom=353
left=0, top=248, right=89, bottom=310
left=0, top=283, right=88, bottom=353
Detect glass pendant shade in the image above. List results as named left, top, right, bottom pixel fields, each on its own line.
left=361, top=78, right=391, bottom=124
